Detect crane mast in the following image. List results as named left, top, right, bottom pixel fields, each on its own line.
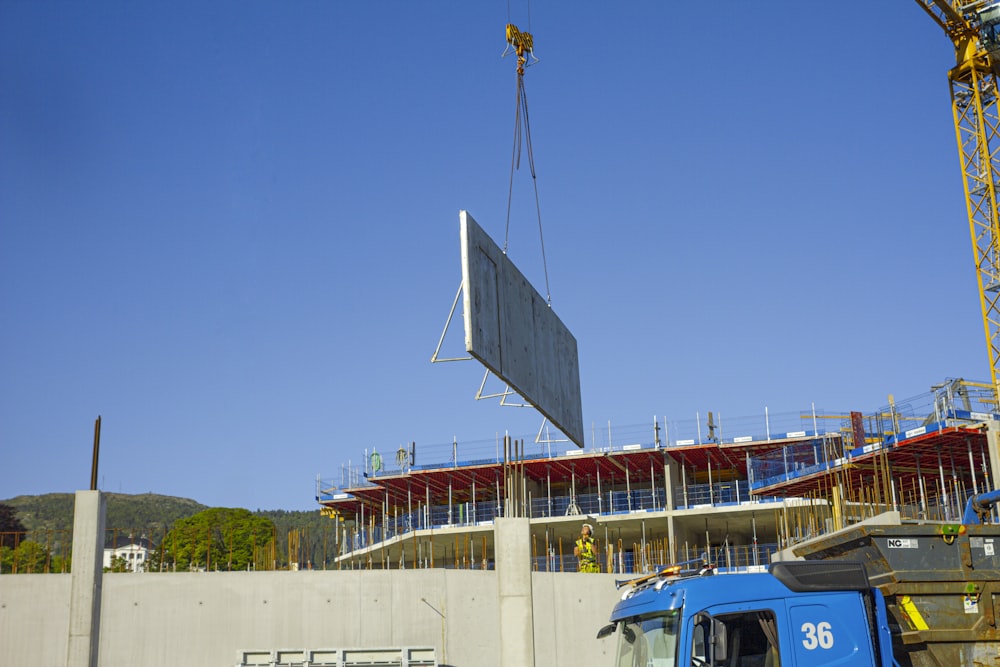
left=918, top=0, right=1000, bottom=398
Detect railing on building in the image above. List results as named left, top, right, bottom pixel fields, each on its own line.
left=318, top=407, right=857, bottom=499
left=531, top=541, right=780, bottom=575
left=748, top=380, right=998, bottom=495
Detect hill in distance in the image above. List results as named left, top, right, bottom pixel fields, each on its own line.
left=1, top=492, right=209, bottom=536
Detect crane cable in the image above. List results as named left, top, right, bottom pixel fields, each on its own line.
left=503, top=21, right=551, bottom=305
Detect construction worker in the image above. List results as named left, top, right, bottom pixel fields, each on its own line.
left=574, top=523, right=599, bottom=573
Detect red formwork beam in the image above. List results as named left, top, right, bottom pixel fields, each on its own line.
left=751, top=426, right=989, bottom=499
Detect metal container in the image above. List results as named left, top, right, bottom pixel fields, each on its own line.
left=791, top=522, right=1000, bottom=666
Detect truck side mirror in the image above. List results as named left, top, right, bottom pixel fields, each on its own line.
left=596, top=622, right=617, bottom=639
left=693, top=613, right=728, bottom=664
left=712, top=618, right=728, bottom=662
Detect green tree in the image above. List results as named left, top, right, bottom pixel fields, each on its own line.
left=256, top=509, right=340, bottom=569
left=151, top=508, right=275, bottom=572
left=0, top=503, right=26, bottom=549
left=0, top=540, right=50, bottom=573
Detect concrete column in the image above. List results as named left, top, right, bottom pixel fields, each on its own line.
left=663, top=454, right=680, bottom=512
left=66, top=490, right=106, bottom=667
left=663, top=455, right=679, bottom=562
left=988, top=421, right=1000, bottom=493
left=494, top=518, right=534, bottom=667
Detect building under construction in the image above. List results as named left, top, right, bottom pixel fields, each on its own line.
left=313, top=5, right=1000, bottom=579
left=317, top=377, right=999, bottom=574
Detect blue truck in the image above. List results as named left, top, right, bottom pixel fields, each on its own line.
left=598, top=494, right=1000, bottom=666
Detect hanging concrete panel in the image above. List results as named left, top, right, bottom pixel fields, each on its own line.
left=460, top=210, right=584, bottom=447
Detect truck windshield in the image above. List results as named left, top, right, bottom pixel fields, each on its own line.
left=615, top=609, right=680, bottom=667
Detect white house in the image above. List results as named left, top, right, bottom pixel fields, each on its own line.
left=103, top=535, right=152, bottom=572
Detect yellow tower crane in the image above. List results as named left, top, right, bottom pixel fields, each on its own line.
left=918, top=1, right=1000, bottom=398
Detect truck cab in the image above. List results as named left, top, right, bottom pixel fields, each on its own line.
left=600, top=561, right=894, bottom=667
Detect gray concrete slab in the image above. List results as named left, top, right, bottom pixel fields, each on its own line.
left=460, top=211, right=584, bottom=446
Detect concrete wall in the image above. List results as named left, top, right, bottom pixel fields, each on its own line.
left=532, top=572, right=620, bottom=667
left=0, top=570, right=621, bottom=667
left=0, top=573, right=71, bottom=664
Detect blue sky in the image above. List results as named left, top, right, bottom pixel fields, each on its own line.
left=0, top=2, right=986, bottom=511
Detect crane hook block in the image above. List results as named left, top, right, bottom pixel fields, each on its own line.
left=506, top=23, right=534, bottom=57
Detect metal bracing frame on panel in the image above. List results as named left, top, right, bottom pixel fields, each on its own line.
left=432, top=283, right=563, bottom=415
left=475, top=366, right=531, bottom=406
left=430, top=282, right=530, bottom=406
left=430, top=282, right=474, bottom=363
left=535, top=416, right=569, bottom=447
left=426, top=287, right=567, bottom=449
